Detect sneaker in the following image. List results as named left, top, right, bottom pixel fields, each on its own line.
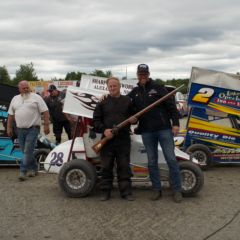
left=18, top=172, right=27, bottom=181
left=173, top=191, right=182, bottom=203
left=150, top=190, right=162, bottom=201
left=100, top=191, right=111, bottom=201
left=122, top=194, right=135, bottom=201
left=27, top=170, right=36, bottom=177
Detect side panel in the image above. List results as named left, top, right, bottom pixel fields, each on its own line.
left=186, top=74, right=240, bottom=163
left=44, top=137, right=86, bottom=173
left=188, top=83, right=240, bottom=115
left=0, top=137, right=23, bottom=162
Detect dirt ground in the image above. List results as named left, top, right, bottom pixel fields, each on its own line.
left=0, top=118, right=240, bottom=240
left=0, top=165, right=240, bottom=240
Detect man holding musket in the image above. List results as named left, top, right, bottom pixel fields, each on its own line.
left=93, top=77, right=136, bottom=201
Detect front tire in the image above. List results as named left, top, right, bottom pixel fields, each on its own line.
left=186, top=144, right=212, bottom=169
left=58, top=159, right=97, bottom=198
left=179, top=161, right=204, bottom=197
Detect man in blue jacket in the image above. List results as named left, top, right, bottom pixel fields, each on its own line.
left=128, top=64, right=182, bottom=203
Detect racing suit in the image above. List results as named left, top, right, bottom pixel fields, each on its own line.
left=93, top=95, right=134, bottom=197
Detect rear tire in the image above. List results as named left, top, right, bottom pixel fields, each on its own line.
left=179, top=161, right=204, bottom=197
left=58, top=159, right=97, bottom=198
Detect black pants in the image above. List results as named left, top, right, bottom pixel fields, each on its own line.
left=100, top=142, right=132, bottom=197
left=52, top=120, right=71, bottom=144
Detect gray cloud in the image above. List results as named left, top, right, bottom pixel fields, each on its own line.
left=0, top=0, right=240, bottom=80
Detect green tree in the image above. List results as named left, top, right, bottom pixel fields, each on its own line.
left=155, top=78, right=164, bottom=85
left=165, top=78, right=189, bottom=94
left=153, top=78, right=189, bottom=94
left=65, top=71, right=83, bottom=80
left=91, top=69, right=112, bottom=78
left=0, top=65, right=11, bottom=84
left=13, top=62, right=38, bottom=85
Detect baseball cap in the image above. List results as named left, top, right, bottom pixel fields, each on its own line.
left=48, top=84, right=57, bottom=92
left=137, top=64, right=149, bottom=73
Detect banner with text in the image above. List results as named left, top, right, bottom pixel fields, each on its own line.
left=80, top=74, right=137, bottom=95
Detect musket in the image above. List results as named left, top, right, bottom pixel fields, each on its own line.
left=92, top=84, right=184, bottom=153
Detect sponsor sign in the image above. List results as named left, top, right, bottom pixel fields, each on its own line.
left=188, top=67, right=240, bottom=115
left=188, top=83, right=240, bottom=115
left=63, top=75, right=138, bottom=118
left=29, top=80, right=79, bottom=98
left=80, top=74, right=137, bottom=95
left=63, top=86, right=100, bottom=118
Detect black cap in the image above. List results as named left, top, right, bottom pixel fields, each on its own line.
left=137, top=64, right=149, bottom=73
left=48, top=84, right=57, bottom=92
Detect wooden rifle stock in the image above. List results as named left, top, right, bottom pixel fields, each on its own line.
left=92, top=84, right=184, bottom=153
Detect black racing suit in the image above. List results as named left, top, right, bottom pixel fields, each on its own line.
left=93, top=95, right=134, bottom=196
left=45, top=91, right=71, bottom=144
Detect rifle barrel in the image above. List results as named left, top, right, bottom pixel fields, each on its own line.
left=92, top=84, right=184, bottom=153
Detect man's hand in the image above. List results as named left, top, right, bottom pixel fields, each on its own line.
left=172, top=126, right=180, bottom=136
left=104, top=129, right=114, bottom=139
left=44, top=125, right=50, bottom=135
left=7, top=127, right=13, bottom=137
left=7, top=114, right=14, bottom=138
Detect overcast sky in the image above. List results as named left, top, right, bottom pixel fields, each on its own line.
left=1, top=0, right=240, bottom=80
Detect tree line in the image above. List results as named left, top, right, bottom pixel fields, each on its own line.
left=0, top=63, right=189, bottom=93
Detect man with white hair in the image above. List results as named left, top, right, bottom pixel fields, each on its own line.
left=7, top=80, right=50, bottom=181
left=93, top=77, right=137, bottom=201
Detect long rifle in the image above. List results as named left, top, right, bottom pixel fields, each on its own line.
left=92, top=84, right=184, bottom=153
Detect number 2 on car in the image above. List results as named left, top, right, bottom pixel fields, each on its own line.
left=192, top=87, right=214, bottom=104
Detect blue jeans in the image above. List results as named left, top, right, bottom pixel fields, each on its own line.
left=141, top=129, right=181, bottom=192
left=17, top=127, right=39, bottom=173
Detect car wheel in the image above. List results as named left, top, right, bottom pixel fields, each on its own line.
left=58, top=159, right=97, bottom=198
left=179, top=161, right=204, bottom=197
left=186, top=144, right=212, bottom=169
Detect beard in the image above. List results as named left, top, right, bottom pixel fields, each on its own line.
left=22, top=93, right=31, bottom=100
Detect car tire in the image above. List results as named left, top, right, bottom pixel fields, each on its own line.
left=186, top=144, right=212, bottom=169
left=179, top=161, right=204, bottom=197
left=58, top=159, right=97, bottom=198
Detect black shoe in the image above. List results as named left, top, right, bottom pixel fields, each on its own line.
left=150, top=190, right=162, bottom=201
left=100, top=191, right=111, bottom=201
left=122, top=195, right=135, bottom=201
left=173, top=191, right=182, bottom=203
